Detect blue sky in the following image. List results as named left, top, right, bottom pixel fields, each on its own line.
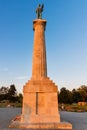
left=0, top=0, right=87, bottom=93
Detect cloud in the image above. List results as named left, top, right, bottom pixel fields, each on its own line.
left=16, top=76, right=28, bottom=80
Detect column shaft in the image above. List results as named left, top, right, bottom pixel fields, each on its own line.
left=32, top=19, right=47, bottom=79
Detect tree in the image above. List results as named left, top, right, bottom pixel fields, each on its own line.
left=0, top=86, right=9, bottom=95
left=18, top=93, right=23, bottom=103
left=0, top=85, right=23, bottom=103
left=59, top=87, right=72, bottom=104
left=8, top=84, right=17, bottom=102
left=77, top=85, right=87, bottom=102
left=72, top=89, right=82, bottom=103
left=0, top=87, right=9, bottom=101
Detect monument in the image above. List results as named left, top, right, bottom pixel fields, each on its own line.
left=9, top=4, right=72, bottom=129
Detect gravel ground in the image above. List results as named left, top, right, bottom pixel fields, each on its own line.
left=0, top=108, right=87, bottom=130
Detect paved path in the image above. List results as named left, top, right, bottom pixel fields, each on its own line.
left=0, top=108, right=87, bottom=130
left=60, top=111, right=87, bottom=130
left=0, top=108, right=21, bottom=130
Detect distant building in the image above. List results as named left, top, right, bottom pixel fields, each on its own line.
left=78, top=102, right=87, bottom=106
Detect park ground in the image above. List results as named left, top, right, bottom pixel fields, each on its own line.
left=59, top=104, right=87, bottom=112
left=0, top=108, right=87, bottom=130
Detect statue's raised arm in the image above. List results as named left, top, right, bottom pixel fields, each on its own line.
left=36, top=4, right=44, bottom=19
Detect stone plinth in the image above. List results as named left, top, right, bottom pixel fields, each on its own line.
left=10, top=121, right=72, bottom=129
left=21, top=77, right=60, bottom=124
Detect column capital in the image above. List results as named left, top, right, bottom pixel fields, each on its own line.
left=33, top=19, right=47, bottom=31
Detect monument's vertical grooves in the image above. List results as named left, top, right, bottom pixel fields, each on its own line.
left=32, top=20, right=47, bottom=79
left=36, top=92, right=38, bottom=114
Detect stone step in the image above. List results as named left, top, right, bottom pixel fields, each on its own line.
left=23, top=77, right=58, bottom=92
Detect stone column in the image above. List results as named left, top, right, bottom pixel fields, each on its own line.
left=9, top=11, right=72, bottom=130
left=32, top=19, right=47, bottom=79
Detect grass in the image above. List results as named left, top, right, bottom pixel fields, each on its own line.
left=59, top=104, right=87, bottom=112
left=0, top=102, right=22, bottom=108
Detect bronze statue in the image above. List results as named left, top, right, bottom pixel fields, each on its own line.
left=36, top=4, right=44, bottom=19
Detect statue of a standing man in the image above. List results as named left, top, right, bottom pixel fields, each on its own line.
left=36, top=4, right=44, bottom=19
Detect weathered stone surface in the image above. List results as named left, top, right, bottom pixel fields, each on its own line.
left=32, top=19, right=47, bottom=79
left=21, top=78, right=60, bottom=123
left=10, top=19, right=72, bottom=129
left=23, top=77, right=58, bottom=92
left=10, top=121, right=72, bottom=129
left=21, top=19, right=60, bottom=125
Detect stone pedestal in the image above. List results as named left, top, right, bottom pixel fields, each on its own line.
left=9, top=19, right=72, bottom=129
left=21, top=77, right=60, bottom=124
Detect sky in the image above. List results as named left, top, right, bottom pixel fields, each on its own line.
left=0, top=0, right=87, bottom=93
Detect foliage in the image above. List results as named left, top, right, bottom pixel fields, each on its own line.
left=7, top=84, right=17, bottom=102
left=0, top=84, right=23, bottom=104
left=17, top=93, right=23, bottom=103
left=72, top=89, right=82, bottom=103
left=77, top=85, right=87, bottom=102
left=59, top=85, right=87, bottom=104
left=59, top=87, right=72, bottom=104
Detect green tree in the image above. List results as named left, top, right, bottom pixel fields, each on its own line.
left=8, top=84, right=17, bottom=102
left=0, top=85, right=23, bottom=103
left=18, top=93, right=23, bottom=103
left=77, top=85, right=87, bottom=102
left=59, top=87, right=72, bottom=104
left=72, top=89, right=82, bottom=103
left=0, top=87, right=9, bottom=101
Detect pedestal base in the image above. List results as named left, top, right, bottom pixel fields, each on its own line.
left=9, top=120, right=72, bottom=129
left=21, top=78, right=60, bottom=123
left=10, top=78, right=72, bottom=129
